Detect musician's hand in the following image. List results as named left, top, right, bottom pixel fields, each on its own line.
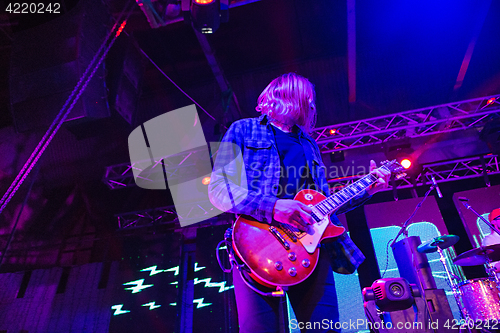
left=273, top=199, right=313, bottom=231
left=367, top=160, right=391, bottom=195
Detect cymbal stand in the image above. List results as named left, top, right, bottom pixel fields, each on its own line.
left=436, top=246, right=469, bottom=326
left=458, top=197, right=500, bottom=236
left=484, top=257, right=500, bottom=285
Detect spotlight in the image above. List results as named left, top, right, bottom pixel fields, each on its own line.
left=329, top=128, right=337, bottom=135
left=191, top=0, right=220, bottom=33
left=400, top=158, right=412, bottom=169
left=486, top=97, right=498, bottom=106
left=384, top=142, right=421, bottom=178
left=362, top=278, right=420, bottom=312
left=202, top=176, right=211, bottom=185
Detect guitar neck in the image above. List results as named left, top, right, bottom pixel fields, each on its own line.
left=313, top=167, right=386, bottom=216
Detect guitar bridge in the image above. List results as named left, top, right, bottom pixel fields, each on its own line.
left=269, top=226, right=290, bottom=250
left=278, top=223, right=298, bottom=242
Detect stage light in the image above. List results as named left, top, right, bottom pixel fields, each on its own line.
left=202, top=176, right=211, bottom=185
left=329, top=128, right=337, bottom=135
left=191, top=0, right=220, bottom=33
left=486, top=97, right=498, bottom=106
left=362, top=278, right=420, bottom=312
left=400, top=158, right=412, bottom=169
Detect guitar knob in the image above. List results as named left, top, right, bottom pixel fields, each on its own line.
left=301, top=259, right=310, bottom=268
left=274, top=261, right=283, bottom=271
left=288, top=252, right=296, bottom=261
left=288, top=267, right=297, bottom=277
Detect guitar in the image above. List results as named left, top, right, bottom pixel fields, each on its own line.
left=232, top=160, right=405, bottom=287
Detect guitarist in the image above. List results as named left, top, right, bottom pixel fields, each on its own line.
left=209, top=73, right=390, bottom=333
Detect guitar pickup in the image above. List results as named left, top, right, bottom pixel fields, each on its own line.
left=269, top=226, right=290, bottom=250
left=279, top=223, right=298, bottom=242
left=311, top=212, right=322, bottom=223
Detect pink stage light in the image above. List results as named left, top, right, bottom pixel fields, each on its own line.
left=400, top=158, right=412, bottom=169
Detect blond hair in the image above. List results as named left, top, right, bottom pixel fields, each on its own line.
left=256, top=73, right=317, bottom=133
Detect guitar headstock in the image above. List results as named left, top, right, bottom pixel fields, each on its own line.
left=379, top=160, right=407, bottom=179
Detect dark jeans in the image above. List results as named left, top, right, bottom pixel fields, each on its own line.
left=233, top=250, right=340, bottom=333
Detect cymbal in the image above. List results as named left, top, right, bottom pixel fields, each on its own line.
left=417, top=235, right=460, bottom=253
left=453, top=244, right=500, bottom=266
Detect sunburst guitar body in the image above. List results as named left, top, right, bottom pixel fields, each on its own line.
left=232, top=189, right=343, bottom=287
left=232, top=160, right=405, bottom=288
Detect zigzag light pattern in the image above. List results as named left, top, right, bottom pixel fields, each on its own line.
left=193, top=298, right=212, bottom=308
left=194, top=277, right=234, bottom=293
left=140, top=265, right=166, bottom=276
left=123, top=279, right=154, bottom=293
left=111, top=304, right=130, bottom=316
left=142, top=301, right=162, bottom=310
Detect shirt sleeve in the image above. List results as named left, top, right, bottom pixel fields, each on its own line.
left=208, top=121, right=278, bottom=223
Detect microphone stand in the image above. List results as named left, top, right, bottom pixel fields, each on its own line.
left=390, top=182, right=440, bottom=333
left=458, top=197, right=500, bottom=236
left=390, top=184, right=436, bottom=248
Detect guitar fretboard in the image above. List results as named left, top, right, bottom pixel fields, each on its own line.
left=313, top=166, right=388, bottom=218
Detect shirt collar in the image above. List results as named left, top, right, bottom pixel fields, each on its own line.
left=258, top=114, right=304, bottom=136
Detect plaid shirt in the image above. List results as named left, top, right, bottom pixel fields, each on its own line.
left=209, top=114, right=367, bottom=274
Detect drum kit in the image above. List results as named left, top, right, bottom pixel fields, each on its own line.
left=417, top=235, right=500, bottom=324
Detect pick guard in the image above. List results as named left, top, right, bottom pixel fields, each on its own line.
left=300, top=215, right=331, bottom=253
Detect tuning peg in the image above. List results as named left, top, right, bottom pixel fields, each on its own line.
left=396, top=173, right=407, bottom=179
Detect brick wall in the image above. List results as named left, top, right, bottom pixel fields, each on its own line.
left=0, top=262, right=118, bottom=332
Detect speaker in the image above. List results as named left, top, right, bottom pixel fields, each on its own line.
left=393, top=236, right=437, bottom=293
left=105, top=33, right=144, bottom=126
left=9, top=0, right=111, bottom=133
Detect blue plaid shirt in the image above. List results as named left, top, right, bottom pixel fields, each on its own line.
left=209, top=114, right=367, bottom=274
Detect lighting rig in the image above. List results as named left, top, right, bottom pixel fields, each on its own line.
left=136, top=0, right=231, bottom=33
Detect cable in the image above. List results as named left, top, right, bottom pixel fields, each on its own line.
left=216, top=240, right=233, bottom=273
left=134, top=43, right=225, bottom=128
left=380, top=238, right=393, bottom=278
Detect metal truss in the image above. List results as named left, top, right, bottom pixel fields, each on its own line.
left=116, top=200, right=231, bottom=230
left=117, top=155, right=499, bottom=229
left=117, top=206, right=178, bottom=229
left=104, top=95, right=500, bottom=190
left=103, top=147, right=207, bottom=189
left=313, top=94, right=500, bottom=153
left=106, top=95, right=500, bottom=228
left=328, top=154, right=500, bottom=193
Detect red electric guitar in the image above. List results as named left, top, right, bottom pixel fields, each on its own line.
left=232, top=160, right=405, bottom=287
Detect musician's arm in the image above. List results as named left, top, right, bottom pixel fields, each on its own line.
left=208, top=122, right=278, bottom=224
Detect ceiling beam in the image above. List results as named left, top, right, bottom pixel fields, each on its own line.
left=312, top=94, right=500, bottom=153
left=347, top=0, right=356, bottom=104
